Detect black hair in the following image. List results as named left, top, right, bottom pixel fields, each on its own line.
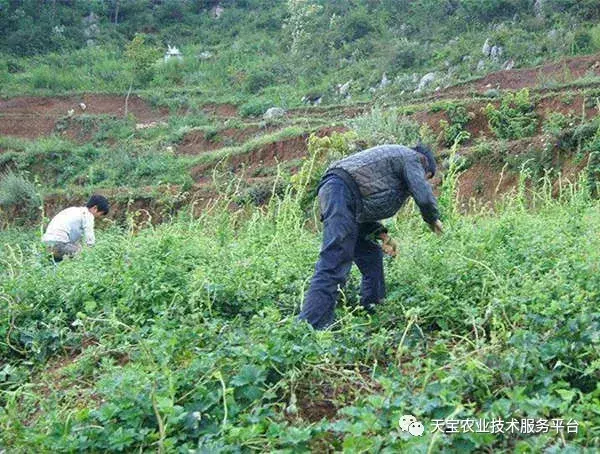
left=86, top=194, right=110, bottom=215
left=413, top=143, right=437, bottom=177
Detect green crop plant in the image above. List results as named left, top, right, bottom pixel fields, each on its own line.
left=439, top=103, right=474, bottom=147
left=484, top=89, right=539, bottom=140
left=1, top=176, right=600, bottom=451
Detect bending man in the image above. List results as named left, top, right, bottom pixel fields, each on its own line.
left=299, top=144, right=443, bottom=329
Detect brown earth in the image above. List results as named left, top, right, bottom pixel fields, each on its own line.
left=0, top=94, right=168, bottom=139
left=190, top=126, right=348, bottom=182
left=437, top=53, right=600, bottom=98
left=201, top=103, right=238, bottom=117
left=178, top=125, right=279, bottom=155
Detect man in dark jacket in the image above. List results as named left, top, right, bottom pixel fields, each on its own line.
left=298, top=144, right=443, bottom=329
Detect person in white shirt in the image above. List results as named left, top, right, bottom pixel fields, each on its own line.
left=42, top=195, right=110, bottom=262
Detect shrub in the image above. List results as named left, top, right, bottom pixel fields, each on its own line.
left=439, top=104, right=473, bottom=147
left=239, top=98, right=273, bottom=117
left=152, top=59, right=185, bottom=87
left=0, top=171, right=41, bottom=217
left=291, top=131, right=358, bottom=210
left=124, top=34, right=161, bottom=85
left=484, top=89, right=538, bottom=140
left=542, top=112, right=573, bottom=136
left=572, top=30, right=592, bottom=53
left=244, top=69, right=276, bottom=94
left=347, top=108, right=426, bottom=147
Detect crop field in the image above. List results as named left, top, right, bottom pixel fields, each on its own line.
left=1, top=177, right=600, bottom=452
left=3, top=1, right=600, bottom=452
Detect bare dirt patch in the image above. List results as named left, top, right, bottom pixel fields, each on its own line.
left=437, top=53, right=600, bottom=98
left=178, top=125, right=278, bottom=155
left=201, top=103, right=238, bottom=117
left=230, top=126, right=348, bottom=172
left=0, top=94, right=167, bottom=139
left=458, top=162, right=519, bottom=207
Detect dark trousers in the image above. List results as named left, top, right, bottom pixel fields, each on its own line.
left=299, top=175, right=385, bottom=329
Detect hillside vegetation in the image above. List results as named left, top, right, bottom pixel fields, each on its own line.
left=1, top=1, right=600, bottom=452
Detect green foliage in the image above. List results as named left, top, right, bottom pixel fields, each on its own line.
left=0, top=170, right=39, bottom=208
left=1, top=182, right=600, bottom=451
left=244, top=69, right=276, bottom=94
left=0, top=170, right=40, bottom=222
left=347, top=108, right=430, bottom=147
left=484, top=89, right=539, bottom=140
left=0, top=136, right=191, bottom=190
left=572, top=30, right=593, bottom=54
left=30, top=66, right=80, bottom=91
left=291, top=131, right=358, bottom=209
left=239, top=98, right=273, bottom=117
left=124, top=34, right=160, bottom=84
left=439, top=104, right=474, bottom=147
left=542, top=112, right=574, bottom=136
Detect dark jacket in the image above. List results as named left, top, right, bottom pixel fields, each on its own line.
left=321, top=145, right=440, bottom=224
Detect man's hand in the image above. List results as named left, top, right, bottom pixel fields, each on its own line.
left=429, top=219, right=444, bottom=235
left=378, top=232, right=398, bottom=257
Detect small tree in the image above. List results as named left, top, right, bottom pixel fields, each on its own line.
left=125, top=33, right=160, bottom=85
left=284, top=0, right=322, bottom=55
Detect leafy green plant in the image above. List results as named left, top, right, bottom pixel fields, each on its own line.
left=347, top=108, right=426, bottom=147
left=124, top=34, right=161, bottom=85
left=239, top=98, right=273, bottom=118
left=291, top=131, right=358, bottom=210
left=542, top=112, right=575, bottom=136
left=484, top=89, right=539, bottom=140
left=439, top=104, right=474, bottom=147
left=0, top=170, right=40, bottom=221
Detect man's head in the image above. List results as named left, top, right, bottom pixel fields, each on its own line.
left=413, top=143, right=436, bottom=179
left=86, top=194, right=110, bottom=218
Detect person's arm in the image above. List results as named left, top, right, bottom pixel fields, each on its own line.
left=402, top=153, right=441, bottom=229
left=83, top=211, right=96, bottom=246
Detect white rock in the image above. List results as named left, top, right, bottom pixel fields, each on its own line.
left=213, top=5, right=224, bottom=19
left=263, top=107, right=286, bottom=120
left=482, top=39, right=492, bottom=57
left=79, top=102, right=86, bottom=111
left=490, top=45, right=503, bottom=61
left=164, top=45, right=183, bottom=63
left=502, top=59, right=515, bottom=70
left=337, top=80, right=353, bottom=97
left=198, top=51, right=213, bottom=60
left=379, top=73, right=391, bottom=89
left=417, top=72, right=436, bottom=91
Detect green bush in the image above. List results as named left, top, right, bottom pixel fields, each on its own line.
left=572, top=30, right=593, bottom=53
left=439, top=104, right=473, bottom=147
left=239, top=98, right=273, bottom=117
left=542, top=112, right=574, bottom=136
left=484, top=89, right=539, bottom=140
left=0, top=170, right=40, bottom=215
left=244, top=69, right=276, bottom=94
left=347, top=108, right=427, bottom=147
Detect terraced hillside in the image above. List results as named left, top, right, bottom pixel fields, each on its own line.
left=2, top=52, right=600, bottom=226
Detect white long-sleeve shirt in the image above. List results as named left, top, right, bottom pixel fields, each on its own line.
left=42, top=207, right=96, bottom=246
